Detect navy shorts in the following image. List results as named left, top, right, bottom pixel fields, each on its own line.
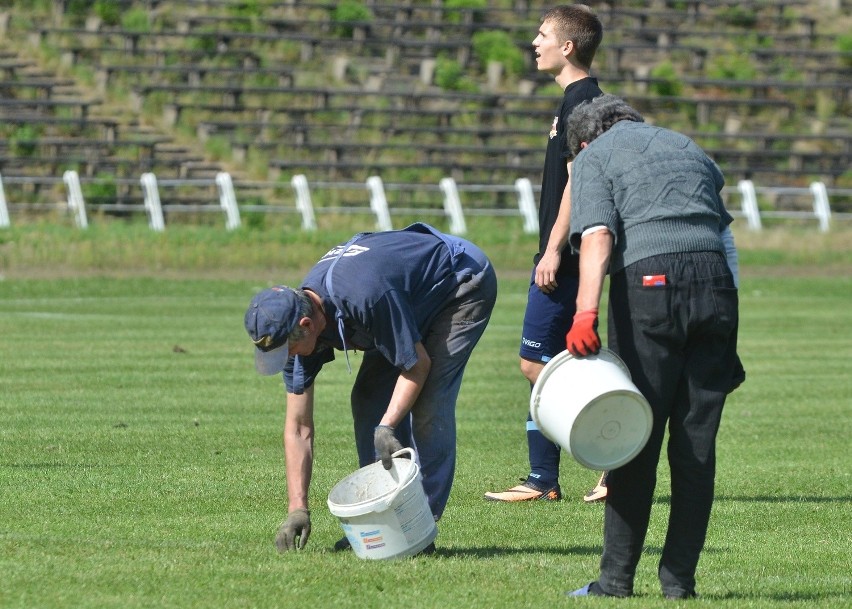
left=519, top=267, right=579, bottom=362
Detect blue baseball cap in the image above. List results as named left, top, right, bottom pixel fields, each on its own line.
left=244, top=286, right=302, bottom=375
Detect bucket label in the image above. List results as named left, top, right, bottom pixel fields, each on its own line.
left=394, top=491, right=433, bottom=544
left=360, top=529, right=386, bottom=550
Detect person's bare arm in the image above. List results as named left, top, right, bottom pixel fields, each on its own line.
left=379, top=341, right=431, bottom=428
left=535, top=161, right=574, bottom=293
left=575, top=228, right=613, bottom=312
left=284, top=384, right=315, bottom=512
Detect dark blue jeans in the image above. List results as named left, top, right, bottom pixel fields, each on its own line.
left=349, top=255, right=497, bottom=520
left=598, top=251, right=739, bottom=598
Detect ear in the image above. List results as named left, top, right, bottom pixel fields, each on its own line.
left=580, top=142, right=589, bottom=149
left=561, top=39, right=573, bottom=58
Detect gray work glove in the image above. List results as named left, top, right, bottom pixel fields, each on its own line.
left=275, top=508, right=311, bottom=552
left=374, top=425, right=404, bottom=470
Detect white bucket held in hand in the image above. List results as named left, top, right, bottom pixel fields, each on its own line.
left=327, top=448, right=437, bottom=560
left=530, top=348, right=653, bottom=470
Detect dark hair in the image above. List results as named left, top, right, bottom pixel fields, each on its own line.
left=565, top=94, right=645, bottom=158
left=540, top=5, right=603, bottom=69
left=287, top=288, right=314, bottom=342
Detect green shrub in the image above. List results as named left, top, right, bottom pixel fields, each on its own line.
left=10, top=125, right=41, bottom=157
left=332, top=1, right=373, bottom=36
left=717, top=6, right=758, bottom=28
left=222, top=0, right=260, bottom=33
left=445, top=0, right=487, bottom=9
left=189, top=33, right=220, bottom=57
left=240, top=197, right=267, bottom=229
left=434, top=56, right=464, bottom=90
left=65, top=0, right=93, bottom=26
left=82, top=174, right=118, bottom=203
left=472, top=30, right=525, bottom=76
left=837, top=33, right=852, bottom=68
left=121, top=8, right=150, bottom=33
left=649, top=60, right=683, bottom=97
left=204, top=136, right=233, bottom=162
left=227, top=0, right=261, bottom=19
left=94, top=0, right=121, bottom=26
left=444, top=0, right=487, bottom=24
left=707, top=52, right=758, bottom=81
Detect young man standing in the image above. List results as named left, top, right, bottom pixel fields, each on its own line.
left=484, top=5, right=605, bottom=503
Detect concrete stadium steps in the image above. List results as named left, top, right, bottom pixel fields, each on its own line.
left=1, top=0, right=850, bottom=188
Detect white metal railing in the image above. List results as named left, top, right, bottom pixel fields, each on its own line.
left=62, top=170, right=88, bottom=229
left=0, top=174, right=10, bottom=228
left=216, top=172, right=241, bottom=231
left=724, top=180, right=849, bottom=233
left=439, top=177, right=468, bottom=235
left=1, top=171, right=849, bottom=233
left=809, top=181, right=831, bottom=233
left=140, top=172, right=165, bottom=231
left=290, top=173, right=317, bottom=231
left=734, top=180, right=763, bottom=231
left=367, top=175, right=394, bottom=232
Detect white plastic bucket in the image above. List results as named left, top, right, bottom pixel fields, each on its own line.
left=530, top=348, right=653, bottom=470
left=327, top=448, right=437, bottom=560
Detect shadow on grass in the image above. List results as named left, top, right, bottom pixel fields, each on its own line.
left=322, top=544, right=730, bottom=558
left=653, top=494, right=852, bottom=504
left=696, top=591, right=851, bottom=602
left=2, top=462, right=109, bottom=468
left=715, top=494, right=852, bottom=504
left=432, top=544, right=601, bottom=558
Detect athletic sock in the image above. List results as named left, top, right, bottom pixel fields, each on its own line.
left=526, top=414, right=560, bottom=488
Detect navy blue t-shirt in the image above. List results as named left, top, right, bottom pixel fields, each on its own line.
left=283, top=224, right=479, bottom=393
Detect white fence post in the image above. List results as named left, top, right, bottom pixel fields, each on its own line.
left=140, top=172, right=165, bottom=231
left=291, top=174, right=316, bottom=231
left=737, top=179, right=762, bottom=231
left=809, top=181, right=831, bottom=233
left=0, top=173, right=10, bottom=228
left=366, top=175, right=393, bottom=231
left=63, top=170, right=88, bottom=229
left=439, top=177, right=467, bottom=235
left=215, top=172, right=241, bottom=230
left=514, top=177, right=538, bottom=234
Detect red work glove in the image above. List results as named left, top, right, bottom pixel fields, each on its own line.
left=565, top=309, right=601, bottom=357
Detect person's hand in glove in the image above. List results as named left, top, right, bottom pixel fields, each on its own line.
left=374, top=424, right=404, bottom=470
left=565, top=309, right=601, bottom=357
left=275, top=508, right=311, bottom=552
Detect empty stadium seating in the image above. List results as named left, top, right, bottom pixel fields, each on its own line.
left=1, top=0, right=850, bottom=199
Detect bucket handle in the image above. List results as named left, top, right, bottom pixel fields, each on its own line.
left=379, top=447, right=417, bottom=511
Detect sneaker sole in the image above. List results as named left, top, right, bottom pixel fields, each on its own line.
left=583, top=487, right=607, bottom=502
left=484, top=486, right=561, bottom=502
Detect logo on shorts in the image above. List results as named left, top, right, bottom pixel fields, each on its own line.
left=522, top=337, right=542, bottom=349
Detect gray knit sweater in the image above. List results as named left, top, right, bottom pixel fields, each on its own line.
left=569, top=121, right=732, bottom=273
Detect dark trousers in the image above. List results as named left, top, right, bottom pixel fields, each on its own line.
left=349, top=255, right=497, bottom=520
left=598, top=251, right=739, bottom=598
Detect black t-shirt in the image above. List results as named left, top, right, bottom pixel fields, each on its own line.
left=535, top=77, right=602, bottom=276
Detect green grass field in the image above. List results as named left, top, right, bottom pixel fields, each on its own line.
left=1, top=224, right=851, bottom=608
